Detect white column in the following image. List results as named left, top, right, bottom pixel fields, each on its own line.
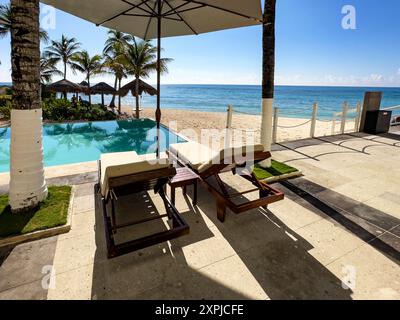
left=259, top=98, right=274, bottom=167
left=355, top=102, right=362, bottom=132
left=272, top=107, right=279, bottom=143
left=9, top=109, right=48, bottom=211
left=225, top=105, right=233, bottom=149
left=310, top=102, right=318, bottom=138
left=340, top=102, right=349, bottom=134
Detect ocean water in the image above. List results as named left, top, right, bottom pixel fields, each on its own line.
left=0, top=119, right=186, bottom=172
left=136, top=85, right=400, bottom=119
left=2, top=83, right=400, bottom=119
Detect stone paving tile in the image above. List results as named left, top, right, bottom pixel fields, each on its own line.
left=73, top=194, right=95, bottom=214
left=236, top=238, right=352, bottom=300
left=389, top=226, right=400, bottom=238
left=325, top=244, right=400, bottom=300
left=0, top=279, right=48, bottom=300
left=0, top=237, right=58, bottom=293
left=368, top=232, right=400, bottom=262
left=346, top=203, right=400, bottom=232
left=47, top=264, right=94, bottom=300
left=363, top=196, right=400, bottom=220
left=294, top=219, right=366, bottom=266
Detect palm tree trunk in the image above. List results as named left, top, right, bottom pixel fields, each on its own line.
left=87, top=76, right=91, bottom=105
left=260, top=0, right=276, bottom=168
left=9, top=0, right=47, bottom=212
left=109, top=75, right=117, bottom=107
left=135, top=76, right=140, bottom=119
left=118, top=78, right=122, bottom=113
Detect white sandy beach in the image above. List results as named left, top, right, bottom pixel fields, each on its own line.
left=122, top=106, right=356, bottom=145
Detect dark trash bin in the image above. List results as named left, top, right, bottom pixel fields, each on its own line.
left=363, top=110, right=392, bottom=134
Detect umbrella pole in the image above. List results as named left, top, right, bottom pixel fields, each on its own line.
left=155, top=0, right=162, bottom=158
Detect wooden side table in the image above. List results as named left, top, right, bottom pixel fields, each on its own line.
left=168, top=167, right=199, bottom=206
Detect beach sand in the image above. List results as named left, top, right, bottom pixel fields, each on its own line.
left=122, top=106, right=356, bottom=146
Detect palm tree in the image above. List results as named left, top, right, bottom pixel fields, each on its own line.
left=9, top=0, right=47, bottom=212
left=103, top=30, right=131, bottom=55
left=40, top=55, right=62, bottom=84
left=0, top=2, right=49, bottom=41
left=0, top=2, right=48, bottom=66
left=70, top=50, right=103, bottom=105
left=103, top=46, right=127, bottom=112
left=43, top=35, right=80, bottom=80
left=103, top=30, right=131, bottom=109
left=123, top=38, right=172, bottom=119
left=260, top=0, right=276, bottom=167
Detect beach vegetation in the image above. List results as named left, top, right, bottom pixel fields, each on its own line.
left=42, top=97, right=116, bottom=122
left=103, top=30, right=130, bottom=112
left=123, top=38, right=172, bottom=119
left=43, top=35, right=81, bottom=81
left=70, top=50, right=104, bottom=105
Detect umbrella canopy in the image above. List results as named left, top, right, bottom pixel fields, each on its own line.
left=44, top=79, right=82, bottom=93
left=90, top=82, right=116, bottom=95
left=42, top=0, right=263, bottom=155
left=118, top=79, right=157, bottom=97
left=90, top=82, right=116, bottom=107
left=78, top=81, right=90, bottom=94
left=41, top=1, right=262, bottom=39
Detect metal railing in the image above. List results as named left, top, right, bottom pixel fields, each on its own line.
left=226, top=101, right=363, bottom=143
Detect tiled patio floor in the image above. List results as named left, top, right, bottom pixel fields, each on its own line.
left=0, top=132, right=399, bottom=300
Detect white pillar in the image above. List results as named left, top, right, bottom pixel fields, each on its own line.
left=9, top=109, right=48, bottom=211
left=259, top=98, right=274, bottom=167
left=340, top=102, right=349, bottom=134
left=355, top=102, right=362, bottom=132
left=310, top=102, right=318, bottom=138
left=272, top=107, right=279, bottom=143
left=225, top=105, right=233, bottom=149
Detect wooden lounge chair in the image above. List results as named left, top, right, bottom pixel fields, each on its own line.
left=168, top=142, right=284, bottom=222
left=96, top=151, right=189, bottom=258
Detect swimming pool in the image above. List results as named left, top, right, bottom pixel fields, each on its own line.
left=0, top=119, right=186, bottom=173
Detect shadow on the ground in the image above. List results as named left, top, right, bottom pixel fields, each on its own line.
left=0, top=239, right=57, bottom=299
left=91, top=181, right=353, bottom=300
left=279, top=178, right=400, bottom=264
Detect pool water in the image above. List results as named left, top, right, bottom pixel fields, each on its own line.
left=0, top=119, right=186, bottom=173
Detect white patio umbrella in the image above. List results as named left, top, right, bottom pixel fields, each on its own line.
left=42, top=0, right=263, bottom=155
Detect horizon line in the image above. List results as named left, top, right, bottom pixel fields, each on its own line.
left=1, top=81, right=399, bottom=89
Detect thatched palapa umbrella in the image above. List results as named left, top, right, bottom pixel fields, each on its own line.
left=118, top=79, right=157, bottom=98
left=90, top=82, right=116, bottom=107
left=44, top=79, right=82, bottom=99
left=42, top=0, right=262, bottom=156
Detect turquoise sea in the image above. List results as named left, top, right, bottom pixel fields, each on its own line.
left=2, top=83, right=400, bottom=119
left=136, top=85, right=400, bottom=119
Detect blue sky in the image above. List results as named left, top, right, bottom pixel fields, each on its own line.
left=1, top=0, right=399, bottom=87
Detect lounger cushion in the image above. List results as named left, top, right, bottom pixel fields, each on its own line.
left=170, top=142, right=266, bottom=173
left=100, top=151, right=170, bottom=196
left=169, top=142, right=218, bottom=171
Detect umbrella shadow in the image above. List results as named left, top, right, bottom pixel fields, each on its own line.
left=90, top=181, right=353, bottom=300
left=190, top=181, right=353, bottom=300
left=90, top=186, right=251, bottom=299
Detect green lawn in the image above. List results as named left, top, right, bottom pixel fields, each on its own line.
left=253, top=160, right=299, bottom=180
left=0, top=186, right=71, bottom=238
